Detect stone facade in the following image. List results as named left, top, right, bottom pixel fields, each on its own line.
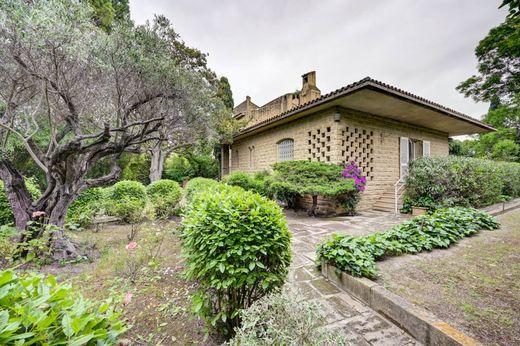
left=227, top=107, right=448, bottom=211
left=234, top=71, right=321, bottom=127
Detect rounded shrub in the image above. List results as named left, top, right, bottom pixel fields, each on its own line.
left=106, top=180, right=147, bottom=223
left=146, top=179, right=182, bottom=219
left=0, top=179, right=41, bottom=226
left=184, top=177, right=220, bottom=205
left=181, top=185, right=292, bottom=337
left=0, top=269, right=126, bottom=344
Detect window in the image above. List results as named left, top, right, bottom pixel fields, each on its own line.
left=248, top=146, right=255, bottom=169
left=278, top=138, right=294, bottom=161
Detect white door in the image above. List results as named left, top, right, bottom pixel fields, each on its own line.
left=400, top=137, right=409, bottom=181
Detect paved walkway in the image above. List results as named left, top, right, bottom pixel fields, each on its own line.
left=286, top=210, right=420, bottom=346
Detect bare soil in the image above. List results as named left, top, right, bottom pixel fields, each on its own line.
left=42, top=219, right=220, bottom=346
left=376, top=209, right=520, bottom=346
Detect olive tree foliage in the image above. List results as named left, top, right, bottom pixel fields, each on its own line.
left=143, top=15, right=235, bottom=182
left=0, top=0, right=228, bottom=258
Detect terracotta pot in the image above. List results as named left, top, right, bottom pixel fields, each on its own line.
left=412, top=206, right=428, bottom=216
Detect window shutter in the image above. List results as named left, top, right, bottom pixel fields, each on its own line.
left=400, top=137, right=409, bottom=181
left=423, top=141, right=431, bottom=157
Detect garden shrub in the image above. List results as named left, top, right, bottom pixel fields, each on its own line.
left=66, top=187, right=104, bottom=229
left=227, top=288, right=346, bottom=346
left=271, top=160, right=360, bottom=214
left=0, top=178, right=41, bottom=226
left=316, top=207, right=499, bottom=278
left=184, top=177, right=220, bottom=205
left=0, top=269, right=126, bottom=345
left=106, top=180, right=147, bottom=223
left=0, top=226, right=17, bottom=269
left=404, top=156, right=520, bottom=211
left=181, top=185, right=292, bottom=337
left=146, top=179, right=182, bottom=219
left=223, top=171, right=272, bottom=197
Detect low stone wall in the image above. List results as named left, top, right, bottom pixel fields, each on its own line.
left=295, top=194, right=346, bottom=216
left=321, top=263, right=480, bottom=346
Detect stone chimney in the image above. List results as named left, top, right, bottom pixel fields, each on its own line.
left=300, top=71, right=321, bottom=104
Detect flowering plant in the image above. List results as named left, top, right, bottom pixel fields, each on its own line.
left=342, top=161, right=366, bottom=191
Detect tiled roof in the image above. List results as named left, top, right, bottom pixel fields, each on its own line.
left=235, top=77, right=493, bottom=137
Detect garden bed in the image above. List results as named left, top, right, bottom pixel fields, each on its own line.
left=375, top=209, right=520, bottom=346
left=42, top=220, right=220, bottom=345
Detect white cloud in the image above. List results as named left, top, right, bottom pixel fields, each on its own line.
left=129, top=0, right=507, bottom=120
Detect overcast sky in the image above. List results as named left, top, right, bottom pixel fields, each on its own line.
left=129, top=0, right=506, bottom=121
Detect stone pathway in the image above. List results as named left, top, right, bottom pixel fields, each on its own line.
left=286, top=210, right=420, bottom=345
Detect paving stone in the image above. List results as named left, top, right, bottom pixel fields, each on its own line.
left=309, top=277, right=341, bottom=296
left=293, top=281, right=322, bottom=300
left=286, top=211, right=420, bottom=345
left=291, top=267, right=314, bottom=282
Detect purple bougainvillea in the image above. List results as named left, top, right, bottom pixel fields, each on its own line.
left=342, top=161, right=366, bottom=191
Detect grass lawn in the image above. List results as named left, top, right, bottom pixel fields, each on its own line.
left=376, top=209, right=520, bottom=346
left=41, top=219, right=219, bottom=346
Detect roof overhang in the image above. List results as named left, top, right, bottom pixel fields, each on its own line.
left=233, top=78, right=494, bottom=140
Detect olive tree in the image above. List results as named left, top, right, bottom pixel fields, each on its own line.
left=0, top=0, right=228, bottom=258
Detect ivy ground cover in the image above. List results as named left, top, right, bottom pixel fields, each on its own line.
left=316, top=207, right=500, bottom=278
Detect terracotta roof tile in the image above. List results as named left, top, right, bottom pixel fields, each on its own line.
left=235, top=77, right=493, bottom=136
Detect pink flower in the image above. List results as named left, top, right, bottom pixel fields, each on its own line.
left=32, top=211, right=46, bottom=218
left=123, top=292, right=133, bottom=305
left=125, top=242, right=137, bottom=250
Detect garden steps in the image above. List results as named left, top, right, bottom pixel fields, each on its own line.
left=373, top=188, right=402, bottom=213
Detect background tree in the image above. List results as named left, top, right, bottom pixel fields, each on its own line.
left=456, top=15, right=520, bottom=105
left=455, top=4, right=520, bottom=163
left=500, top=0, right=520, bottom=17
left=0, top=0, right=229, bottom=258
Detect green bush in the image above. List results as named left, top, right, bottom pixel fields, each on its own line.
left=0, top=178, right=41, bottom=226
left=106, top=180, right=147, bottom=223
left=228, top=288, right=346, bottom=346
left=270, top=161, right=358, bottom=214
left=0, top=226, right=17, bottom=269
left=223, top=171, right=272, bottom=197
left=404, top=156, right=520, bottom=211
left=316, top=207, right=499, bottom=278
left=146, top=179, right=182, bottom=219
left=0, top=269, right=126, bottom=345
left=181, top=185, right=292, bottom=337
left=184, top=177, right=220, bottom=205
left=66, top=187, right=104, bottom=229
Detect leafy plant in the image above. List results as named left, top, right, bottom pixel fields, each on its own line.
left=227, top=288, right=347, bottom=346
left=146, top=179, right=182, bottom=219
left=317, top=207, right=500, bottom=278
left=0, top=178, right=41, bottom=226
left=66, top=187, right=105, bottom=229
left=403, top=156, right=520, bottom=211
left=270, top=160, right=357, bottom=215
left=184, top=177, right=220, bottom=205
left=223, top=171, right=272, bottom=197
left=106, top=180, right=147, bottom=223
left=181, top=185, right=292, bottom=337
left=0, top=269, right=126, bottom=345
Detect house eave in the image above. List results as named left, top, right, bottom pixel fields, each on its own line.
left=232, top=78, right=494, bottom=141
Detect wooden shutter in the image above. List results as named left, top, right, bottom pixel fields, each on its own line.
left=423, top=141, right=431, bottom=157
left=400, top=137, right=409, bottom=181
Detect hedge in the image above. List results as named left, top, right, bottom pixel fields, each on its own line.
left=404, top=156, right=520, bottom=211
left=146, top=179, right=182, bottom=218
left=316, top=207, right=499, bottom=278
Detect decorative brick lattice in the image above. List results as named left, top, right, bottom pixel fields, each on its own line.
left=341, top=127, right=375, bottom=180
left=307, top=127, right=333, bottom=162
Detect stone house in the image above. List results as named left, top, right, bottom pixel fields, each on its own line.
left=221, top=72, right=494, bottom=212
